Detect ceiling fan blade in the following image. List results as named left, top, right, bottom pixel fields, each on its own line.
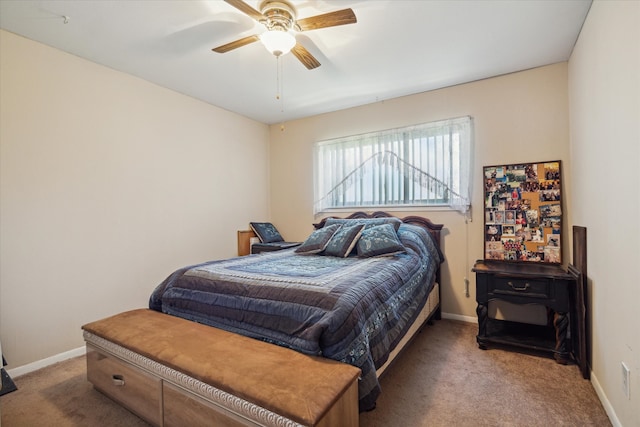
left=212, top=35, right=260, bottom=53
left=296, top=9, right=357, bottom=31
left=224, top=0, right=265, bottom=21
left=291, top=43, right=321, bottom=70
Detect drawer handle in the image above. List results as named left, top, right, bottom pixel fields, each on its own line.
left=112, top=374, right=125, bottom=386
left=507, top=281, right=530, bottom=291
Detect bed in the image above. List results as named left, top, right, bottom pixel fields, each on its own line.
left=148, top=212, right=444, bottom=412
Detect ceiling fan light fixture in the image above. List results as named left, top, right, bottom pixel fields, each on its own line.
left=260, top=30, right=296, bottom=57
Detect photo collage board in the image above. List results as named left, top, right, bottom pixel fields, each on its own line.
left=484, top=161, right=562, bottom=264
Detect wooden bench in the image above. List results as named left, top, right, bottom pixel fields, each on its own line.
left=82, top=309, right=360, bottom=427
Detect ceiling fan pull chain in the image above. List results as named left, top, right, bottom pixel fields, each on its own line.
left=279, top=56, right=284, bottom=112
left=275, top=55, right=281, bottom=102
left=277, top=56, right=286, bottom=131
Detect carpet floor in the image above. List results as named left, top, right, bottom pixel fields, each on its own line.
left=1, top=319, right=610, bottom=426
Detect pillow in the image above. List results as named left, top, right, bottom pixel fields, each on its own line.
left=295, top=224, right=342, bottom=254
left=250, top=222, right=284, bottom=243
left=357, top=223, right=406, bottom=257
left=324, top=217, right=403, bottom=232
left=324, top=224, right=366, bottom=258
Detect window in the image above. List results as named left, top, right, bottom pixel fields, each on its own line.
left=314, top=116, right=472, bottom=214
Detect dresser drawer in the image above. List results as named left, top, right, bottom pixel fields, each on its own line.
left=490, top=276, right=550, bottom=299
left=86, top=345, right=162, bottom=426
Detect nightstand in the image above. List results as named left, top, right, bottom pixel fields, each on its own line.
left=237, top=230, right=257, bottom=256
left=473, top=260, right=576, bottom=364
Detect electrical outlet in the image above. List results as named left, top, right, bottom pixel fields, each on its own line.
left=622, top=362, right=630, bottom=399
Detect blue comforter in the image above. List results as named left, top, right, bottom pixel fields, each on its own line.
left=149, top=223, right=443, bottom=411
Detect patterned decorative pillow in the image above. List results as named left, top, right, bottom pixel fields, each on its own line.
left=324, top=224, right=366, bottom=258
left=295, top=224, right=342, bottom=254
left=250, top=222, right=284, bottom=243
left=324, top=217, right=403, bottom=232
left=357, top=223, right=406, bottom=257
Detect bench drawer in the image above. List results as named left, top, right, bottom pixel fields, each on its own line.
left=163, top=382, right=254, bottom=427
left=86, top=344, right=162, bottom=426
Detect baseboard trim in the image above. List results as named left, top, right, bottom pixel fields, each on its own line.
left=7, top=346, right=86, bottom=379
left=590, top=371, right=621, bottom=427
left=442, top=312, right=477, bottom=324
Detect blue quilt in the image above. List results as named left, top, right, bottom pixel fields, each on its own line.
left=149, top=223, right=443, bottom=411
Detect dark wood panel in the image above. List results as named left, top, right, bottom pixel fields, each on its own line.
left=571, top=225, right=589, bottom=379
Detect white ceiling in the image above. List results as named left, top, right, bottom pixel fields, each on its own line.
left=0, top=0, right=591, bottom=124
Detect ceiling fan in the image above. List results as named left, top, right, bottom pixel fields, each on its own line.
left=212, top=0, right=357, bottom=70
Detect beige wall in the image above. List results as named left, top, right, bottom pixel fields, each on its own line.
left=3, top=2, right=638, bottom=423
left=0, top=30, right=270, bottom=368
left=568, top=1, right=640, bottom=425
left=269, top=62, right=570, bottom=320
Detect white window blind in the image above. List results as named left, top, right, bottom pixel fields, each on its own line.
left=314, top=116, right=472, bottom=214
